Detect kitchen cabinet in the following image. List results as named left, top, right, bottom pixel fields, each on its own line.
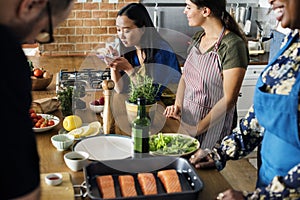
left=237, top=65, right=265, bottom=120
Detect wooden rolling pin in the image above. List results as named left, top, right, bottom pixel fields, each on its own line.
left=102, top=79, right=115, bottom=134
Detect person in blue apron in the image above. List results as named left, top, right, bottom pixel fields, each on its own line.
left=163, top=0, right=249, bottom=149
left=189, top=0, right=300, bottom=199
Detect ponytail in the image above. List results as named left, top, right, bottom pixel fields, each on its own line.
left=222, top=11, right=247, bottom=44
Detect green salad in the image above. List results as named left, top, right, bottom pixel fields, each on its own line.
left=149, top=133, right=199, bottom=155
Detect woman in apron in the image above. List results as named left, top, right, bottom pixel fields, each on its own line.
left=189, top=0, right=300, bottom=199
left=164, top=0, right=249, bottom=148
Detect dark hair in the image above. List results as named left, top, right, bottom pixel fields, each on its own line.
left=190, top=0, right=247, bottom=43
left=117, top=3, right=170, bottom=64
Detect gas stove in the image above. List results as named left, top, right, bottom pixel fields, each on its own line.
left=56, top=68, right=111, bottom=93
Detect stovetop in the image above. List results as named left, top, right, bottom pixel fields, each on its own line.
left=56, top=68, right=111, bottom=92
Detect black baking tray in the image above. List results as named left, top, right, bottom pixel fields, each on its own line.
left=83, top=156, right=204, bottom=200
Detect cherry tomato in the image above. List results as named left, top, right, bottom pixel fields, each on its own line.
left=35, top=122, right=41, bottom=128
left=33, top=68, right=43, bottom=78
left=40, top=123, right=48, bottom=128
left=47, top=120, right=55, bottom=126
left=31, top=112, right=37, bottom=119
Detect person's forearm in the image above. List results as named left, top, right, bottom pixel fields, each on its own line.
left=110, top=68, right=123, bottom=93
left=174, top=76, right=185, bottom=109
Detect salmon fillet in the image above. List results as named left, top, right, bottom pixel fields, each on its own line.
left=118, top=175, right=137, bottom=197
left=157, top=169, right=182, bottom=193
left=137, top=173, right=157, bottom=195
left=96, top=175, right=116, bottom=199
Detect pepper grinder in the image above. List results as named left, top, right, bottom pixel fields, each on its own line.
left=102, top=79, right=115, bottom=134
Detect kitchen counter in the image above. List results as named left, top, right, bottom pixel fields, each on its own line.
left=30, top=55, right=257, bottom=198
left=249, top=52, right=269, bottom=65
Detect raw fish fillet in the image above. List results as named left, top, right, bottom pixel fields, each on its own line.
left=157, top=169, right=182, bottom=193
left=118, top=175, right=137, bottom=197
left=96, top=175, right=116, bottom=199
left=137, top=173, right=157, bottom=195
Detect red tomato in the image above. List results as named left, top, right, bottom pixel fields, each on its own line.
left=33, top=68, right=43, bottom=78
left=35, top=122, right=41, bottom=128
left=31, top=112, right=37, bottom=119
left=47, top=120, right=55, bottom=126
left=40, top=123, right=48, bottom=128
left=29, top=109, right=35, bottom=114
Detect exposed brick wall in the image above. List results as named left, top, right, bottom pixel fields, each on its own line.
left=40, top=0, right=139, bottom=56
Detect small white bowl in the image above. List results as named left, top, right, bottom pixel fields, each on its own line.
left=64, top=151, right=89, bottom=172
left=45, top=173, right=63, bottom=186
left=89, top=102, right=104, bottom=113
left=51, top=134, right=74, bottom=151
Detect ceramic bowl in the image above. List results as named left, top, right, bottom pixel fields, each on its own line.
left=89, top=102, right=104, bottom=113
left=64, top=151, right=89, bottom=172
left=45, top=173, right=63, bottom=186
left=51, top=134, right=74, bottom=151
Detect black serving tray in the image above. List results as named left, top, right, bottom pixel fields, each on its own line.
left=83, top=156, right=204, bottom=200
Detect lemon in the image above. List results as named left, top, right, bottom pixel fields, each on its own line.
left=81, top=121, right=101, bottom=137
left=63, top=115, right=82, bottom=132
left=88, top=121, right=101, bottom=131
left=68, top=127, right=84, bottom=139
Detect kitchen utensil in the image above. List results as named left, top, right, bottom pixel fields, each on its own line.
left=83, top=156, right=204, bottom=199
left=243, top=5, right=252, bottom=36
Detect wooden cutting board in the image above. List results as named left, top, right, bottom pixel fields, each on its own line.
left=40, top=172, right=74, bottom=200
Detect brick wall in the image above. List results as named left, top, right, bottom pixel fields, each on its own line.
left=40, top=0, right=139, bottom=56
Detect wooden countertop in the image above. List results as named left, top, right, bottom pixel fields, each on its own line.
left=32, top=88, right=232, bottom=200
left=30, top=55, right=257, bottom=199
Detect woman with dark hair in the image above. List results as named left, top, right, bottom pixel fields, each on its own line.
left=164, top=0, right=249, bottom=148
left=189, top=0, right=300, bottom=199
left=106, top=3, right=181, bottom=98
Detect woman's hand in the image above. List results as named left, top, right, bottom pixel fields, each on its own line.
left=189, top=148, right=215, bottom=169
left=163, top=105, right=181, bottom=120
left=108, top=57, right=134, bottom=75
left=216, top=189, right=245, bottom=200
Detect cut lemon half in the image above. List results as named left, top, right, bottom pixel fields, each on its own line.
left=68, top=127, right=85, bottom=139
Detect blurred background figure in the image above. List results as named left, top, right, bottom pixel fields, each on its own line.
left=0, top=0, right=74, bottom=199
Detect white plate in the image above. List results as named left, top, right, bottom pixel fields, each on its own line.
left=32, top=114, right=60, bottom=133
left=150, top=133, right=200, bottom=157
left=74, top=135, right=132, bottom=161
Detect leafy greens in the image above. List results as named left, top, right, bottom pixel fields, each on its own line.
left=149, top=133, right=199, bottom=155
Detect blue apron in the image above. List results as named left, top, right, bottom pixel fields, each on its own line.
left=253, top=34, right=300, bottom=187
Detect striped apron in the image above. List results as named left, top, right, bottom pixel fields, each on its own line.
left=182, top=28, right=235, bottom=148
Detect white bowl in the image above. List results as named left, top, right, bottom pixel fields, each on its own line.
left=51, top=134, right=74, bottom=151
left=45, top=173, right=63, bottom=186
left=89, top=102, right=104, bottom=113
left=64, top=151, right=89, bottom=171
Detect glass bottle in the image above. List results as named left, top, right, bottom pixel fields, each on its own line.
left=131, top=97, right=150, bottom=158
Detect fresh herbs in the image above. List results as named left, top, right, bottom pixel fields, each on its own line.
left=149, top=133, right=199, bottom=155
left=57, top=84, right=86, bottom=117
left=128, top=74, right=161, bottom=105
